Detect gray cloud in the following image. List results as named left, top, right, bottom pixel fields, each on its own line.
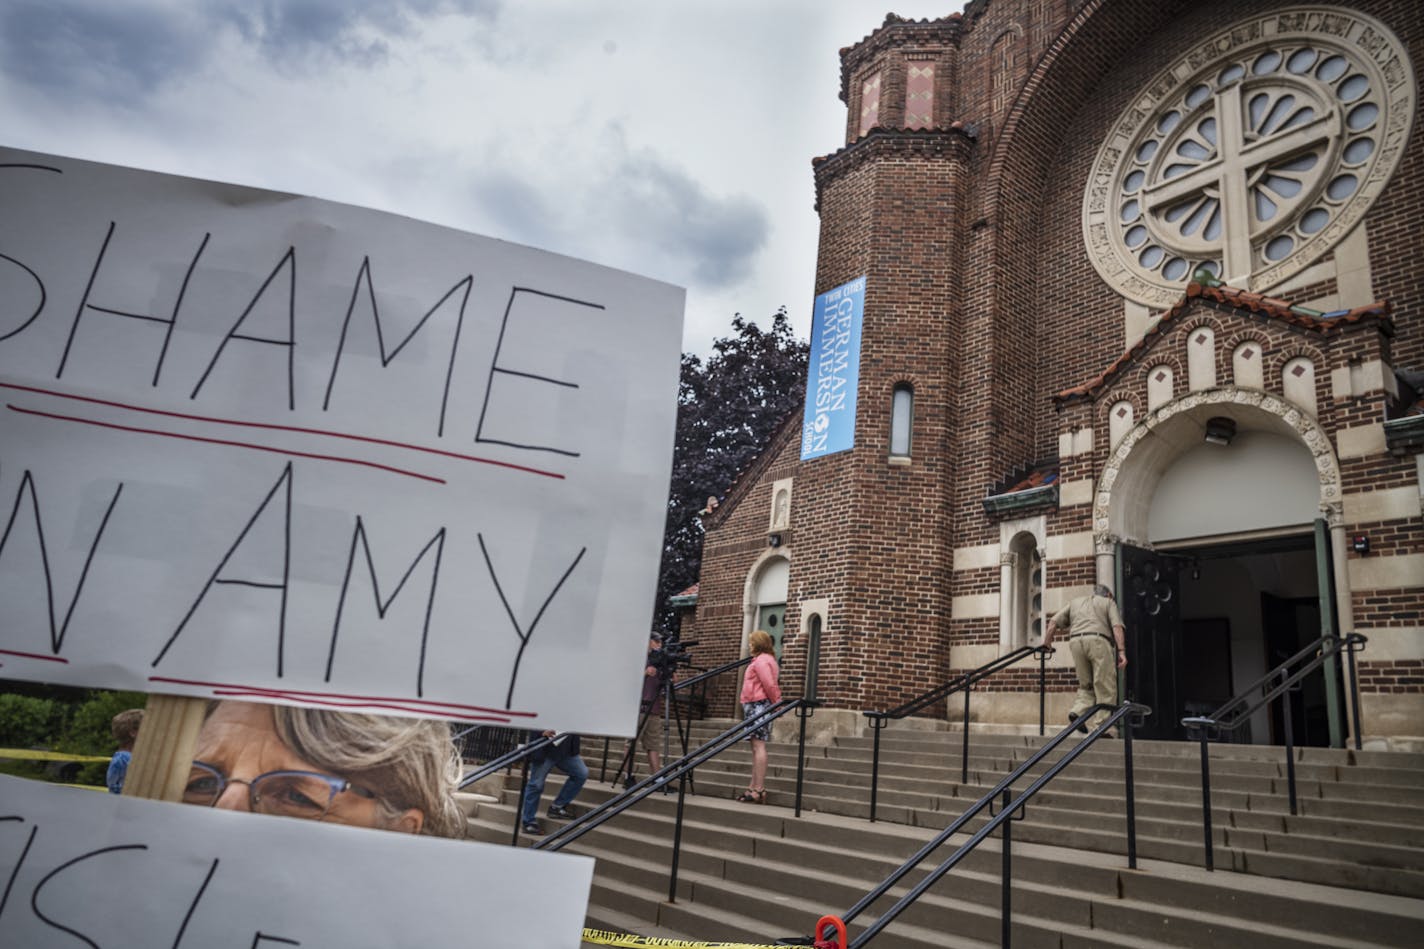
left=470, top=169, right=566, bottom=252
left=0, top=0, right=500, bottom=102
left=466, top=139, right=768, bottom=294
left=605, top=151, right=768, bottom=288
left=214, top=0, right=499, bottom=68
left=0, top=2, right=205, bottom=101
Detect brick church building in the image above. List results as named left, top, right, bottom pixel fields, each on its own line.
left=677, top=0, right=1423, bottom=749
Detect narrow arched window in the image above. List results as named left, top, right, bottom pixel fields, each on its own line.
left=890, top=383, right=914, bottom=457
left=1009, top=532, right=1042, bottom=648
left=805, top=614, right=823, bottom=700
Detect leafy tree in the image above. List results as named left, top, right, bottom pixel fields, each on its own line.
left=59, top=690, right=150, bottom=756
left=0, top=686, right=147, bottom=786
left=654, top=308, right=808, bottom=631
left=0, top=693, right=66, bottom=749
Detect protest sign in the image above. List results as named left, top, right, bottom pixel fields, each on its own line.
left=0, top=147, right=684, bottom=735
left=0, top=775, right=595, bottom=948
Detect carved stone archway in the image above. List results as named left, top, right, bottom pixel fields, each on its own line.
left=1089, top=384, right=1359, bottom=739
left=1093, top=385, right=1341, bottom=556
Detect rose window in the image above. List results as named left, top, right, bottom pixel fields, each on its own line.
left=1083, top=8, right=1414, bottom=308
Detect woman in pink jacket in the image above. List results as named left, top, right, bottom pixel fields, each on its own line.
left=736, top=629, right=781, bottom=804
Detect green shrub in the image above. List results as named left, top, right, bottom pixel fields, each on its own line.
left=60, top=690, right=149, bottom=756
left=0, top=693, right=67, bottom=748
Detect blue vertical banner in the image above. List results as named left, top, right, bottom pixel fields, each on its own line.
left=801, top=275, right=865, bottom=460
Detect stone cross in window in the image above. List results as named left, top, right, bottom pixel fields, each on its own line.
left=1141, top=81, right=1339, bottom=284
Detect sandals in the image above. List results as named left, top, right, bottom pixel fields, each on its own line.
left=736, top=787, right=766, bottom=804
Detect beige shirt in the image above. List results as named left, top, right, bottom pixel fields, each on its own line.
left=1052, top=594, right=1123, bottom=639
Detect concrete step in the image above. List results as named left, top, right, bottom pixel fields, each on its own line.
left=487, top=772, right=1424, bottom=899
left=468, top=788, right=1424, bottom=947
left=539, top=725, right=1424, bottom=905
left=755, top=744, right=1424, bottom=807
left=691, top=754, right=1424, bottom=823
left=677, top=758, right=1424, bottom=858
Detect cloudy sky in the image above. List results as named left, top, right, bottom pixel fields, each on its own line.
left=0, top=0, right=966, bottom=355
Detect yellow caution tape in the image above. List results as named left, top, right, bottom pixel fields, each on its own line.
left=0, top=748, right=110, bottom=763
left=581, top=929, right=797, bottom=948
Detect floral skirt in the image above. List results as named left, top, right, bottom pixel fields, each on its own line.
left=742, top=699, right=773, bottom=742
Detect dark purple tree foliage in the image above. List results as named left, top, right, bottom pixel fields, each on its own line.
left=653, top=308, right=808, bottom=632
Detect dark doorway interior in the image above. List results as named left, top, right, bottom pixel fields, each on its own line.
left=1180, top=618, right=1233, bottom=720
left=1262, top=593, right=1331, bottom=746
left=1122, top=531, right=1334, bottom=745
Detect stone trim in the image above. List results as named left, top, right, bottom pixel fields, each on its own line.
left=1093, top=385, right=1344, bottom=541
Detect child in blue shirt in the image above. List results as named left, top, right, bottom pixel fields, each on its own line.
left=107, top=709, right=143, bottom=794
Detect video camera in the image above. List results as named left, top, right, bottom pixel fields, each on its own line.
left=649, top=629, right=697, bottom=679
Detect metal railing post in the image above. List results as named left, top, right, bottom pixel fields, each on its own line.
left=1123, top=715, right=1137, bottom=870
left=1038, top=648, right=1047, bottom=737
left=869, top=718, right=884, bottom=824
left=1282, top=674, right=1299, bottom=816
left=1347, top=635, right=1364, bottom=751
left=962, top=686, right=972, bottom=784
left=668, top=769, right=688, bottom=903
left=1001, top=788, right=1013, bottom=949
left=795, top=702, right=813, bottom=818
left=512, top=758, right=532, bottom=846
left=1199, top=731, right=1213, bottom=871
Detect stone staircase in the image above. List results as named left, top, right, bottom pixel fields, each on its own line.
left=461, top=720, right=1424, bottom=947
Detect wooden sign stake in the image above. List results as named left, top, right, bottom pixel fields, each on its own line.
left=123, top=694, right=208, bottom=801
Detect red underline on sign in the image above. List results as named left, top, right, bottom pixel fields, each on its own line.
left=209, top=690, right=513, bottom=722
left=0, top=382, right=565, bottom=481
left=148, top=676, right=536, bottom=720
left=0, top=648, right=69, bottom=664
left=7, top=404, right=446, bottom=485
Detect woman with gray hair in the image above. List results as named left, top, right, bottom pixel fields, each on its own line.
left=181, top=700, right=466, bottom=838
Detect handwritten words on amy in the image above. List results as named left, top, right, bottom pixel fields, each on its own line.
left=0, top=148, right=683, bottom=733
left=0, top=776, right=594, bottom=949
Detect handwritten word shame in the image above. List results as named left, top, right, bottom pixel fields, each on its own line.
left=2, top=210, right=598, bottom=454
left=0, top=776, right=594, bottom=949
left=0, top=148, right=683, bottom=734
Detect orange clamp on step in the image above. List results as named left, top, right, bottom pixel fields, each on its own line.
left=814, top=915, right=847, bottom=949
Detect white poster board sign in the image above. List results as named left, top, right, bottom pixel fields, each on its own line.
left=0, top=776, right=594, bottom=948
left=0, top=148, right=683, bottom=734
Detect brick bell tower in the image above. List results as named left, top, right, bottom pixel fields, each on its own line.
left=787, top=13, right=978, bottom=722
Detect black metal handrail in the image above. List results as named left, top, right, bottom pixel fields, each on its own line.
left=803, top=702, right=1149, bottom=948
left=456, top=732, right=560, bottom=791
left=536, top=699, right=817, bottom=904
left=599, top=656, right=753, bottom=785
left=861, top=645, right=1054, bottom=821
left=456, top=731, right=582, bottom=846
left=1181, top=631, right=1367, bottom=871
left=675, top=655, right=754, bottom=694
left=450, top=723, right=523, bottom=764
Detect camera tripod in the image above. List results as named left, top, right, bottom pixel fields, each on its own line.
left=611, top=666, right=693, bottom=792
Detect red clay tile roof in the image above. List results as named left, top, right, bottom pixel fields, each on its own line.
left=1054, top=282, right=1392, bottom=406
left=1006, top=467, right=1058, bottom=494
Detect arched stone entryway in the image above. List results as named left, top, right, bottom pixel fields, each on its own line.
left=1090, top=386, right=1355, bottom=743
left=742, top=550, right=790, bottom=660
left=1093, top=386, right=1342, bottom=559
